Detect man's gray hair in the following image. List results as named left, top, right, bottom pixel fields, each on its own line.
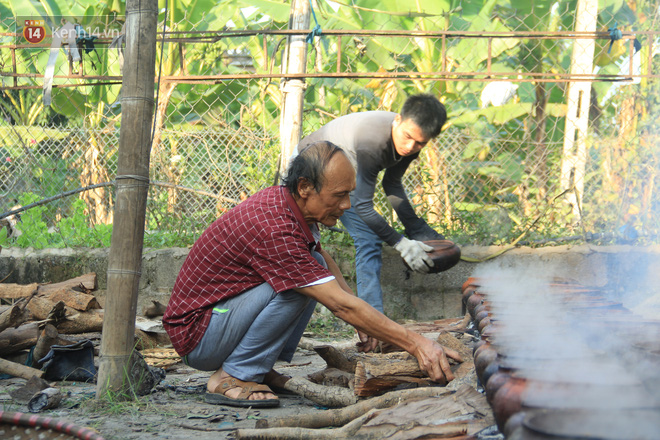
left=282, top=141, right=346, bottom=197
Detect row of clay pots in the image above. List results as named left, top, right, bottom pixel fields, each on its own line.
left=463, top=276, right=660, bottom=439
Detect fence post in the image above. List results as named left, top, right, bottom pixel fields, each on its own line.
left=279, top=0, right=311, bottom=176
left=560, top=0, right=598, bottom=220
left=96, top=0, right=158, bottom=399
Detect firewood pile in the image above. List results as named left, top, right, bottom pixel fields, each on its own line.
left=0, top=272, right=174, bottom=382
left=244, top=318, right=496, bottom=440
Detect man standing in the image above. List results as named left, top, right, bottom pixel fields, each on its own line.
left=297, top=94, right=452, bottom=313
left=163, top=141, right=461, bottom=408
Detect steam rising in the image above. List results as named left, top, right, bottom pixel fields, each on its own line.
left=472, top=259, right=660, bottom=411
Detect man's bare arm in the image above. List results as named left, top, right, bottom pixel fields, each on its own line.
left=295, top=279, right=462, bottom=382
left=317, top=249, right=379, bottom=352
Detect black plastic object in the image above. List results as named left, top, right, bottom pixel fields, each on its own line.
left=38, top=339, right=97, bottom=382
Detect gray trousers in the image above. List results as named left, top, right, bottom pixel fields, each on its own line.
left=185, top=252, right=324, bottom=383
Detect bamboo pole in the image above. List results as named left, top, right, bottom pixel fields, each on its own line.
left=278, top=0, right=311, bottom=175
left=96, top=0, right=158, bottom=399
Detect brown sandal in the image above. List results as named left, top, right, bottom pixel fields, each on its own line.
left=205, top=376, right=279, bottom=407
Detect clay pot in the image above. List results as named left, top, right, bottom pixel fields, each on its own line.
left=519, top=408, right=660, bottom=440
left=481, top=359, right=502, bottom=386
left=472, top=341, right=491, bottom=359
left=471, top=339, right=487, bottom=356
left=403, top=240, right=461, bottom=273
left=467, top=293, right=485, bottom=318
left=474, top=309, right=489, bottom=322
left=461, top=277, right=480, bottom=292
left=480, top=323, right=495, bottom=337
left=502, top=410, right=527, bottom=438
left=474, top=344, right=498, bottom=382
left=486, top=370, right=512, bottom=405
left=477, top=316, right=491, bottom=333
left=492, top=376, right=526, bottom=431
left=474, top=302, right=488, bottom=317
left=521, top=380, right=659, bottom=411
left=461, top=285, right=478, bottom=315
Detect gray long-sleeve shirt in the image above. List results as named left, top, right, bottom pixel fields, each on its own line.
left=297, top=111, right=426, bottom=246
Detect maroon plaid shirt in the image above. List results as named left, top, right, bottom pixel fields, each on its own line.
left=163, top=186, right=332, bottom=356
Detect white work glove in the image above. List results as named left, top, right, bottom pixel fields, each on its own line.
left=394, top=237, right=434, bottom=273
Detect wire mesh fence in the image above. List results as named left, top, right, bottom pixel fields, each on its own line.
left=0, top=1, right=659, bottom=249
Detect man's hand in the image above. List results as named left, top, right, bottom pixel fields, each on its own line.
left=394, top=237, right=434, bottom=273
left=412, top=337, right=463, bottom=383
left=356, top=329, right=379, bottom=353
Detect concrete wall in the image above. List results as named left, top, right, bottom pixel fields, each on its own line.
left=2, top=244, right=659, bottom=320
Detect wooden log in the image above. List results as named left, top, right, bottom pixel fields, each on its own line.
left=56, top=309, right=104, bottom=334
left=308, top=367, right=354, bottom=389
left=241, top=411, right=466, bottom=440
left=32, top=323, right=60, bottom=368
left=0, top=283, right=38, bottom=299
left=27, top=387, right=62, bottom=412
left=26, top=296, right=71, bottom=322
left=0, top=356, right=44, bottom=380
left=252, top=385, right=491, bottom=439
left=42, top=288, right=101, bottom=311
left=313, top=345, right=361, bottom=373
left=437, top=332, right=472, bottom=361
left=257, top=386, right=454, bottom=429
left=0, top=304, right=29, bottom=333
left=37, top=273, right=97, bottom=295
left=282, top=376, right=358, bottom=408
left=353, top=352, right=441, bottom=397
left=0, top=322, right=40, bottom=356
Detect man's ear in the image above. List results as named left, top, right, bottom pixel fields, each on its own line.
left=393, top=114, right=402, bottom=127
left=297, top=178, right=312, bottom=198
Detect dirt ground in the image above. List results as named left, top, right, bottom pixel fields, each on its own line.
left=0, top=333, right=500, bottom=440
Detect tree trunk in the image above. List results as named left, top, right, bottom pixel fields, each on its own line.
left=533, top=82, right=549, bottom=202
left=150, top=81, right=179, bottom=213
left=559, top=0, right=598, bottom=219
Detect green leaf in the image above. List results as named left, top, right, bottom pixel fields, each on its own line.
left=51, top=89, right=86, bottom=119
left=463, top=140, right=487, bottom=160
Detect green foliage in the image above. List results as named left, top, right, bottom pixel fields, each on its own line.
left=306, top=305, right=354, bottom=340
left=12, top=193, right=50, bottom=248
left=1, top=0, right=657, bottom=250
left=6, top=193, right=112, bottom=248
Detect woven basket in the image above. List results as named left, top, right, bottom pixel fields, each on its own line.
left=0, top=411, right=105, bottom=440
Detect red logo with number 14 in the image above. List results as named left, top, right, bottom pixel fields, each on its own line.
left=23, top=20, right=46, bottom=44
